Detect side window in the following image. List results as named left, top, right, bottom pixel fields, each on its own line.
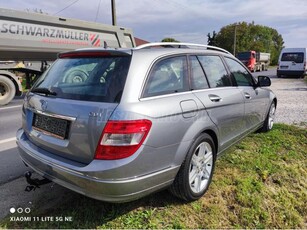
left=190, top=56, right=209, bottom=90
left=197, top=55, right=231, bottom=88
left=143, top=56, right=187, bottom=97
left=225, top=57, right=255, bottom=87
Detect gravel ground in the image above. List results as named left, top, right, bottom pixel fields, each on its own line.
left=268, top=77, right=307, bottom=128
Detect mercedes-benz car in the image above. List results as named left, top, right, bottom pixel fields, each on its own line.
left=17, top=43, right=277, bottom=202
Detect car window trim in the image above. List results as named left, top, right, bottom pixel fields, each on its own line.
left=141, top=54, right=189, bottom=98
left=195, top=54, right=234, bottom=88
left=139, top=90, right=194, bottom=101
left=223, top=56, right=257, bottom=87
left=187, top=54, right=210, bottom=90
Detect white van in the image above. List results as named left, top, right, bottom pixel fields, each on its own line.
left=277, top=48, right=307, bottom=78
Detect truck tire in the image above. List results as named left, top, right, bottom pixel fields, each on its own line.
left=0, top=75, right=16, bottom=105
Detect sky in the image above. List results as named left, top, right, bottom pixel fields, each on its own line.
left=0, top=0, right=306, bottom=48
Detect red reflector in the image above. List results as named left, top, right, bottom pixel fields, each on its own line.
left=95, top=120, right=152, bottom=160
left=59, top=51, right=111, bottom=59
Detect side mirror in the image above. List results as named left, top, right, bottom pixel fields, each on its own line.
left=257, top=76, right=271, bottom=87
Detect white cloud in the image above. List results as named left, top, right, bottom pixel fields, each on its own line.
left=0, top=0, right=306, bottom=46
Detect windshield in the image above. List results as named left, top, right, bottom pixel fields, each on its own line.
left=32, top=56, right=131, bottom=103
left=281, top=52, right=304, bottom=63
left=237, top=52, right=251, bottom=60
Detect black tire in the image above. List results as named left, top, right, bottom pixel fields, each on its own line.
left=169, top=133, right=216, bottom=201
left=0, top=75, right=16, bottom=105
left=259, top=101, right=276, bottom=132
left=64, top=69, right=88, bottom=83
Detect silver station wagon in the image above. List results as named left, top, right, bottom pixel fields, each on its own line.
left=17, top=43, right=277, bottom=202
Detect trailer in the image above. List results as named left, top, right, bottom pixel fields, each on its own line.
left=0, top=8, right=135, bottom=105
left=237, top=50, right=270, bottom=72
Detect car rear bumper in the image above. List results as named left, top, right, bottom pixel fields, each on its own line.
left=16, top=129, right=178, bottom=203
left=277, top=69, right=306, bottom=76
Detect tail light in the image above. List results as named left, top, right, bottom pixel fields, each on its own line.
left=95, top=120, right=152, bottom=160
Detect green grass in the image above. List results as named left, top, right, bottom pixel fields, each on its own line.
left=1, top=124, right=306, bottom=229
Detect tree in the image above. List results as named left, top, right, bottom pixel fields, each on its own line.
left=213, top=22, right=284, bottom=64
left=161, top=38, right=180, bottom=42
left=207, top=31, right=217, bottom=46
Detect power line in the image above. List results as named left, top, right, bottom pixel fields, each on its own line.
left=95, top=0, right=102, bottom=22
left=53, top=0, right=80, bottom=15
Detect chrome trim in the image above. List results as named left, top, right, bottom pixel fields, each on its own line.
left=29, top=108, right=76, bottom=121
left=139, top=86, right=236, bottom=101
left=139, top=91, right=193, bottom=101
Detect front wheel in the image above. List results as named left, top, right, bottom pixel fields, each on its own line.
left=169, top=133, right=216, bottom=201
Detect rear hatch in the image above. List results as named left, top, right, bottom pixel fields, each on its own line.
left=22, top=50, right=131, bottom=164
left=279, top=52, right=304, bottom=72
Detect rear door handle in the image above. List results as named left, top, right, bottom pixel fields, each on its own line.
left=244, top=92, right=251, bottom=99
left=209, top=94, right=221, bottom=102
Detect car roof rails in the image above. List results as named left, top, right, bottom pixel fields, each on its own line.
left=135, top=42, right=232, bottom=55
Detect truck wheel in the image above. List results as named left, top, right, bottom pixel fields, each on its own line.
left=0, top=75, right=16, bottom=105
left=169, top=133, right=216, bottom=201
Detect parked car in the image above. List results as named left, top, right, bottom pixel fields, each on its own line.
left=17, top=43, right=277, bottom=202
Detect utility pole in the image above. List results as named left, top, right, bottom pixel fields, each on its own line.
left=233, top=23, right=237, bottom=56
left=111, top=0, right=117, bottom=26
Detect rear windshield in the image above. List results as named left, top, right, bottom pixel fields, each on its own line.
left=281, top=52, right=304, bottom=63
left=32, top=56, right=131, bottom=103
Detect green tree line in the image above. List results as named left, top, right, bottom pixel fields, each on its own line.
left=208, top=22, right=284, bottom=65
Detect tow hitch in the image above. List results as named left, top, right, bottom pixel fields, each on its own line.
left=24, top=171, right=51, bottom=192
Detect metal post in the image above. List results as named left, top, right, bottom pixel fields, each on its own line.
left=111, top=0, right=117, bottom=26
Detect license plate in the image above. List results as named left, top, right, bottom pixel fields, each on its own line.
left=32, top=113, right=70, bottom=139
left=280, top=65, right=288, bottom=69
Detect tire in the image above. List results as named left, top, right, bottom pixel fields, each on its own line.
left=169, top=133, right=216, bottom=201
left=64, top=69, right=88, bottom=83
left=259, top=101, right=276, bottom=132
left=0, top=75, right=16, bottom=105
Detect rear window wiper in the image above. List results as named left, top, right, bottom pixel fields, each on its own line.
left=31, top=87, right=57, bottom=96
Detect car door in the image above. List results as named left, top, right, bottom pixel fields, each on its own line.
left=189, top=55, right=245, bottom=152
left=224, top=57, right=269, bottom=131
